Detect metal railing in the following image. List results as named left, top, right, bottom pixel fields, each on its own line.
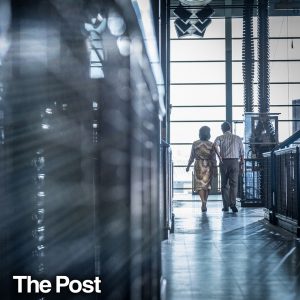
left=263, top=130, right=300, bottom=236
left=263, top=148, right=300, bottom=223
left=161, top=141, right=174, bottom=238
left=242, top=158, right=265, bottom=207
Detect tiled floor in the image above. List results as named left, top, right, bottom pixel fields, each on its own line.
left=162, top=199, right=300, bottom=300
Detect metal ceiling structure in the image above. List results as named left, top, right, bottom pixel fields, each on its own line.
left=170, top=0, right=300, bottom=17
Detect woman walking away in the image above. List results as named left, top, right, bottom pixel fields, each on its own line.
left=186, top=126, right=217, bottom=212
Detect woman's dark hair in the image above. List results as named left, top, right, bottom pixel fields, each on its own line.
left=199, top=126, right=211, bottom=141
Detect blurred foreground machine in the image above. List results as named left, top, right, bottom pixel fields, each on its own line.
left=0, top=1, right=167, bottom=300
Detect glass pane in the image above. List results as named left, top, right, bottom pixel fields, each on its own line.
left=232, top=62, right=243, bottom=84
left=270, top=106, right=292, bottom=121
left=171, top=107, right=226, bottom=121
left=289, top=84, right=300, bottom=102
left=205, top=18, right=225, bottom=38
left=232, top=39, right=242, bottom=60
left=173, top=166, right=192, bottom=190
left=233, top=106, right=244, bottom=121
left=270, top=84, right=288, bottom=105
left=232, top=17, right=258, bottom=38
left=287, top=16, right=300, bottom=37
left=170, top=122, right=223, bottom=144
left=238, top=85, right=300, bottom=108
left=270, top=62, right=300, bottom=83
left=270, top=39, right=300, bottom=60
left=170, top=18, right=225, bottom=39
left=287, top=62, right=300, bottom=82
left=232, top=18, right=243, bottom=38
left=232, top=62, right=258, bottom=84
left=172, top=145, right=193, bottom=166
left=232, top=122, right=245, bottom=141
left=171, top=39, right=225, bottom=61
left=256, top=84, right=300, bottom=106
left=170, top=85, right=226, bottom=105
left=232, top=84, right=248, bottom=106
left=278, top=121, right=292, bottom=142
left=171, top=62, right=225, bottom=83
left=269, top=16, right=300, bottom=38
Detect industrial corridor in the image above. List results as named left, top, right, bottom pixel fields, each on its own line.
left=0, top=1, right=300, bottom=300
left=162, top=201, right=300, bottom=300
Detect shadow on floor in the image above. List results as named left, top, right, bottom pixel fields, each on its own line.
left=162, top=201, right=300, bottom=300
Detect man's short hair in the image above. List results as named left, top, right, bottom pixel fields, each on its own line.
left=221, top=121, right=231, bottom=132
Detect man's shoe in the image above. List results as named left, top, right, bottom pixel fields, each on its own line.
left=230, top=205, right=238, bottom=213
left=222, top=207, right=229, bottom=212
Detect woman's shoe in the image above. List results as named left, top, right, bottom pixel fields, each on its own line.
left=201, top=207, right=207, bottom=212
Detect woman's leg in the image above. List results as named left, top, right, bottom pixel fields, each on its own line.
left=204, top=189, right=209, bottom=202
left=199, top=190, right=207, bottom=211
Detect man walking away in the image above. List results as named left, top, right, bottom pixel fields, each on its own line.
left=214, top=122, right=244, bottom=213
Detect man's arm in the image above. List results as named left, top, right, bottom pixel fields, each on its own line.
left=239, top=137, right=244, bottom=159
left=213, top=137, right=222, bottom=163
left=211, top=148, right=218, bottom=177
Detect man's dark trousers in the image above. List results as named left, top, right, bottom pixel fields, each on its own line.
left=220, top=159, right=239, bottom=209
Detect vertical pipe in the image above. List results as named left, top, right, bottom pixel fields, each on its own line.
left=225, top=0, right=232, bottom=126
left=270, top=150, right=277, bottom=224
left=257, top=0, right=270, bottom=114
left=296, top=147, right=300, bottom=236
left=160, top=0, right=167, bottom=143
left=166, top=0, right=171, bottom=144
left=257, top=0, right=276, bottom=144
left=242, top=0, right=255, bottom=113
left=159, top=0, right=170, bottom=243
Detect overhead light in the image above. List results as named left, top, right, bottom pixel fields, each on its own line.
left=175, top=25, right=189, bottom=37
left=193, top=19, right=211, bottom=34
left=174, top=4, right=192, bottom=22
left=193, top=29, right=206, bottom=37
left=180, top=0, right=212, bottom=5
left=195, top=5, right=214, bottom=23
left=175, top=18, right=192, bottom=35
left=173, top=4, right=214, bottom=38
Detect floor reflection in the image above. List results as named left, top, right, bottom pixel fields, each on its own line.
left=162, top=199, right=300, bottom=300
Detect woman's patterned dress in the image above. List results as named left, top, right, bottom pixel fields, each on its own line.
left=188, top=140, right=216, bottom=192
